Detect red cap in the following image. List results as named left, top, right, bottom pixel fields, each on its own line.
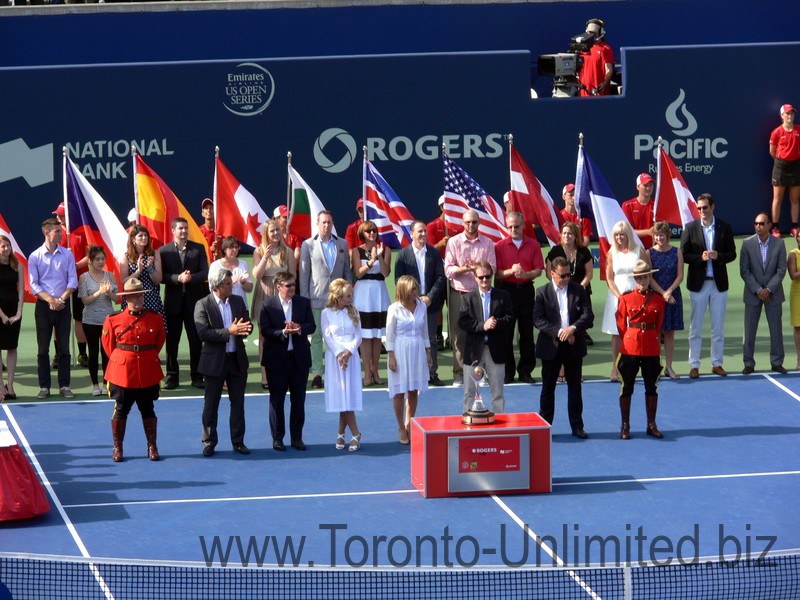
left=273, top=205, right=288, bottom=218
left=636, top=173, right=654, bottom=186
left=781, top=104, right=796, bottom=116
left=201, top=198, right=213, bottom=209
left=52, top=202, right=65, bottom=217
left=356, top=198, right=364, bottom=209
left=562, top=183, right=575, bottom=195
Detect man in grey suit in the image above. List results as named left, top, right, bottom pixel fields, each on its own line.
left=195, top=268, right=253, bottom=457
left=299, top=210, right=352, bottom=388
left=394, top=220, right=446, bottom=386
left=740, top=213, right=787, bottom=374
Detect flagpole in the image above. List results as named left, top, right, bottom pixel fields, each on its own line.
left=507, top=134, right=514, bottom=212
left=132, top=144, right=139, bottom=227
left=62, top=146, right=77, bottom=367
left=214, top=146, right=220, bottom=233
left=286, top=151, right=293, bottom=229
left=362, top=146, right=368, bottom=224
left=654, top=136, right=663, bottom=220
left=441, top=142, right=449, bottom=236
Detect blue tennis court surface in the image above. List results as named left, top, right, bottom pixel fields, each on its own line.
left=2, top=373, right=799, bottom=574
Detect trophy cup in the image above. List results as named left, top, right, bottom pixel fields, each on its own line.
left=462, top=362, right=495, bottom=425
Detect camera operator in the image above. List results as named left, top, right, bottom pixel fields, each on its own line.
left=578, top=18, right=615, bottom=97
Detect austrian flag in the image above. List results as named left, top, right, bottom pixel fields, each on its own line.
left=214, top=156, right=268, bottom=247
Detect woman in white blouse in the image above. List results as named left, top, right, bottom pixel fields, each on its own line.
left=386, top=276, right=432, bottom=445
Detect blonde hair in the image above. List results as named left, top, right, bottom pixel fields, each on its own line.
left=326, top=278, right=360, bottom=326
left=610, top=220, right=641, bottom=257
left=395, top=275, right=420, bottom=304
left=259, top=218, right=288, bottom=265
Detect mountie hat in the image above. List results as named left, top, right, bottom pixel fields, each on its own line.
left=562, top=183, right=575, bottom=195
left=781, top=104, right=796, bottom=116
left=636, top=173, right=654, bottom=186
left=116, top=277, right=155, bottom=297
left=632, top=259, right=659, bottom=277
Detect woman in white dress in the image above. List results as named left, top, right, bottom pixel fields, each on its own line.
left=351, top=220, right=391, bottom=387
left=322, top=279, right=363, bottom=452
left=601, top=220, right=649, bottom=381
left=386, top=276, right=432, bottom=445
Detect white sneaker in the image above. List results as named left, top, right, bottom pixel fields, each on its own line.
left=92, top=385, right=102, bottom=397
left=59, top=387, right=75, bottom=399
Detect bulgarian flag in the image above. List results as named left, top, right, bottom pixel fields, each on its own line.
left=654, top=146, right=701, bottom=226
left=0, top=211, right=36, bottom=303
left=214, top=156, right=268, bottom=247
left=134, top=154, right=209, bottom=253
left=287, top=164, right=336, bottom=240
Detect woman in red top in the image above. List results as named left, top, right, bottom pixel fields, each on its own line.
left=615, top=260, right=665, bottom=440
left=769, top=103, right=800, bottom=237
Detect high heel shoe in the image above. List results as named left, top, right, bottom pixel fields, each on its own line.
left=348, top=433, right=362, bottom=452
left=335, top=433, right=346, bottom=450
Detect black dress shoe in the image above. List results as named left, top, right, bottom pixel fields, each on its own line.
left=572, top=429, right=589, bottom=439
left=504, top=375, right=515, bottom=384
left=273, top=439, right=286, bottom=451
left=771, top=364, right=788, bottom=375
left=585, top=333, right=594, bottom=346
left=291, top=439, right=306, bottom=451
left=311, top=375, right=323, bottom=389
left=428, top=376, right=444, bottom=386
left=233, top=443, right=250, bottom=455
left=519, top=374, right=536, bottom=384
left=202, top=445, right=215, bottom=457
left=742, top=365, right=755, bottom=375
left=163, top=377, right=179, bottom=390
left=191, top=378, right=205, bottom=389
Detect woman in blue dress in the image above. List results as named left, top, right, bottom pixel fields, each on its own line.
left=647, top=221, right=684, bottom=379
left=118, top=225, right=167, bottom=330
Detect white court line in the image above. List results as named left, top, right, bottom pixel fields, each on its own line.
left=492, top=495, right=602, bottom=600
left=764, top=373, right=800, bottom=402
left=60, top=468, right=800, bottom=510
left=2, top=405, right=115, bottom=600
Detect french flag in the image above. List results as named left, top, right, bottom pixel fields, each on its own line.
left=0, top=212, right=36, bottom=303
left=575, top=145, right=640, bottom=279
left=654, top=146, right=701, bottom=226
left=362, top=158, right=414, bottom=249
left=64, top=155, right=129, bottom=286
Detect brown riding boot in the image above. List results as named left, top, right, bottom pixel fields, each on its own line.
left=111, top=418, right=126, bottom=462
left=645, top=394, right=663, bottom=438
left=143, top=417, right=160, bottom=461
left=619, top=395, right=632, bottom=440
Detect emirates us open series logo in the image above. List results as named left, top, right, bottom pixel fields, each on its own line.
left=223, top=63, right=275, bottom=117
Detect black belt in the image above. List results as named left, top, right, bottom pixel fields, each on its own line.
left=360, top=273, right=385, bottom=281
left=629, top=323, right=657, bottom=330
left=115, top=343, right=156, bottom=352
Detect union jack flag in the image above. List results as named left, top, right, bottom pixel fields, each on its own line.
left=442, top=153, right=508, bottom=243
left=362, top=158, right=414, bottom=249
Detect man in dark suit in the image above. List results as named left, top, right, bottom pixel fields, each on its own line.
left=195, top=267, right=253, bottom=457
left=159, top=217, right=210, bottom=389
left=260, top=271, right=316, bottom=451
left=457, top=260, right=513, bottom=414
left=740, top=213, right=787, bottom=374
left=679, top=193, right=737, bottom=378
left=394, top=220, right=446, bottom=386
left=533, top=256, right=594, bottom=439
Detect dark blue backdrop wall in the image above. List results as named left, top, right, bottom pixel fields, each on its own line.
left=1, top=1, right=798, bottom=252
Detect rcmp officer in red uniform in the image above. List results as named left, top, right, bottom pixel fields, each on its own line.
left=102, top=278, right=166, bottom=462
left=616, top=260, right=665, bottom=440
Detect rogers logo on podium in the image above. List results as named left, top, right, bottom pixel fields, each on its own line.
left=472, top=447, right=497, bottom=454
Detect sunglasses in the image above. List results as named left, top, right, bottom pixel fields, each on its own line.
left=476, top=274, right=492, bottom=280
left=280, top=283, right=296, bottom=288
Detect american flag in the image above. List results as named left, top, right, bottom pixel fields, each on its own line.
left=362, top=158, right=414, bottom=249
left=442, top=153, right=508, bottom=243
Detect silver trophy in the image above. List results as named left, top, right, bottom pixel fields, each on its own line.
left=462, top=362, right=495, bottom=425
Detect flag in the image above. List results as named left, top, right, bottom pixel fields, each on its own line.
left=362, top=159, right=414, bottom=249
left=214, top=156, right=268, bottom=247
left=508, top=146, right=561, bottom=246
left=287, top=164, right=336, bottom=240
left=134, top=155, right=209, bottom=253
left=654, top=146, right=701, bottom=226
left=575, top=145, right=641, bottom=279
left=0, top=211, right=36, bottom=303
left=442, top=154, right=508, bottom=243
left=64, top=156, right=128, bottom=286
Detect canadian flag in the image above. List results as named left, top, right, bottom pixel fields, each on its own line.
left=508, top=146, right=562, bottom=246
left=214, top=156, right=269, bottom=247
left=0, top=211, right=36, bottom=302
left=654, top=146, right=701, bottom=226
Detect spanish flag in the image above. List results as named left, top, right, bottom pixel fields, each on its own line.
left=134, top=155, right=209, bottom=253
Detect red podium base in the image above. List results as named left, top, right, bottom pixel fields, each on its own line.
left=410, top=412, right=551, bottom=498
left=0, top=421, right=50, bottom=521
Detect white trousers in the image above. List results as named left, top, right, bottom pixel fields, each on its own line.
left=688, top=280, right=728, bottom=369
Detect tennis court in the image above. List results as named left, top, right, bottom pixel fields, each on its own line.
left=2, top=369, right=799, bottom=599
